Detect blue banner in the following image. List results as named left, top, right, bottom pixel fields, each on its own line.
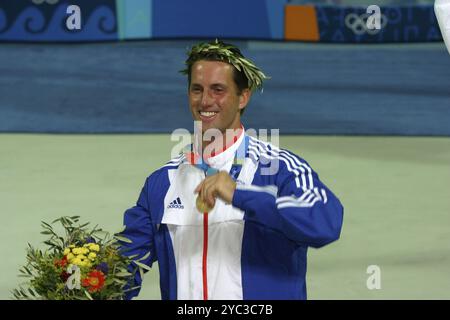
left=0, top=0, right=117, bottom=42
left=317, top=5, right=442, bottom=43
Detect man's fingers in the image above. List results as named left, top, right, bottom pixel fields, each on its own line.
left=195, top=175, right=222, bottom=208
left=201, top=177, right=216, bottom=207
left=206, top=187, right=216, bottom=207
left=201, top=183, right=209, bottom=204
left=209, top=190, right=217, bottom=207
left=194, top=179, right=205, bottom=193
left=206, top=185, right=216, bottom=207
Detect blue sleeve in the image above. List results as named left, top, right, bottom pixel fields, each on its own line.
left=119, top=177, right=156, bottom=300
left=232, top=157, right=344, bottom=248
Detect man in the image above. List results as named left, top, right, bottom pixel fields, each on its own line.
left=120, top=40, right=344, bottom=300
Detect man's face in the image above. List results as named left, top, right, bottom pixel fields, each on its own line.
left=189, top=60, right=250, bottom=134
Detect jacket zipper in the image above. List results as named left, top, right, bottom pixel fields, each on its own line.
left=202, top=210, right=208, bottom=300
left=202, top=171, right=208, bottom=300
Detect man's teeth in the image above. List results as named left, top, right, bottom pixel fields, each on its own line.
left=200, top=111, right=218, bottom=117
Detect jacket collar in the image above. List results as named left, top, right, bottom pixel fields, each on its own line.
left=184, top=124, right=246, bottom=171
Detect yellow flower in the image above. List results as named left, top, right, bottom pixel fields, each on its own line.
left=69, top=244, right=75, bottom=248
left=88, top=252, right=97, bottom=260
left=63, top=248, right=71, bottom=255
left=67, top=253, right=75, bottom=262
left=80, top=260, right=90, bottom=267
left=81, top=248, right=89, bottom=255
left=89, top=244, right=100, bottom=252
left=71, top=258, right=82, bottom=266
left=76, top=254, right=87, bottom=260
left=72, top=247, right=82, bottom=255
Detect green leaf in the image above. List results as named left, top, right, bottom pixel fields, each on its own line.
left=78, top=222, right=90, bottom=229
left=112, top=278, right=127, bottom=285
left=139, top=266, right=144, bottom=280
left=18, top=271, right=33, bottom=278
left=115, top=272, right=132, bottom=277
left=12, top=291, right=20, bottom=300
left=84, top=290, right=94, bottom=300
left=24, top=266, right=32, bottom=275
left=28, top=288, right=35, bottom=297
left=60, top=217, right=69, bottom=226
left=51, top=217, right=62, bottom=224
left=41, top=221, right=53, bottom=228
left=138, top=251, right=150, bottom=262
left=114, top=235, right=132, bottom=244
left=20, top=288, right=28, bottom=298
left=134, top=261, right=152, bottom=272
left=123, top=286, right=141, bottom=293
left=108, top=292, right=124, bottom=299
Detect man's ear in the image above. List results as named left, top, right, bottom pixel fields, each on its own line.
left=238, top=89, right=251, bottom=111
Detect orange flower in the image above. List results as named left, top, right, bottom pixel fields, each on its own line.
left=54, top=255, right=68, bottom=268
left=81, top=270, right=105, bottom=293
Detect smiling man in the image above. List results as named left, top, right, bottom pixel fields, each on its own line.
left=189, top=60, right=247, bottom=133
left=120, top=40, right=344, bottom=300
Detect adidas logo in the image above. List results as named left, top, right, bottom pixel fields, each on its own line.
left=167, top=197, right=184, bottom=209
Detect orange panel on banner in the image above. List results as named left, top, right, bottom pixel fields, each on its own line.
left=284, top=5, right=319, bottom=41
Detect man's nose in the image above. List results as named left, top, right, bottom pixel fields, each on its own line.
left=200, top=90, right=214, bottom=108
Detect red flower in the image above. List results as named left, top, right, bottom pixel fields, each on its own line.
left=81, top=270, right=105, bottom=293
left=54, top=255, right=68, bottom=268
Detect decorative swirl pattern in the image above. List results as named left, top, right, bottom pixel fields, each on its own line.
left=24, top=7, right=47, bottom=34
left=0, top=1, right=117, bottom=41
left=96, top=7, right=117, bottom=34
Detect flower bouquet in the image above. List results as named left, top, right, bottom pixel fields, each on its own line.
left=13, top=216, right=147, bottom=300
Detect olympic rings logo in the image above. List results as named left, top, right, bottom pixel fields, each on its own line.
left=345, top=10, right=388, bottom=35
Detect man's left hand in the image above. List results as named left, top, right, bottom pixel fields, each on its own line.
left=194, top=171, right=236, bottom=208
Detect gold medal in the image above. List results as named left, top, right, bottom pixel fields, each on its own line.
left=196, top=195, right=214, bottom=213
